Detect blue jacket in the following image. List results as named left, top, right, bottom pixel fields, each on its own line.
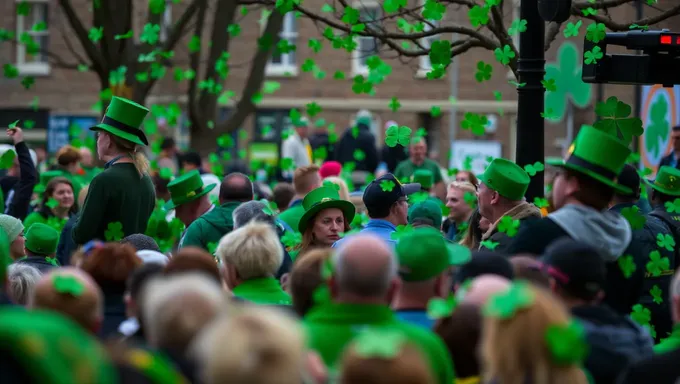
left=332, top=219, right=397, bottom=248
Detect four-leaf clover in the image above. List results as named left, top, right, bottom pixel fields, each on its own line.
left=385, top=125, right=412, bottom=147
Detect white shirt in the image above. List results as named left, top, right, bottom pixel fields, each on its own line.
left=282, top=133, right=311, bottom=168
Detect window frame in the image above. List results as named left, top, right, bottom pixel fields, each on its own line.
left=351, top=3, right=382, bottom=76
left=15, top=0, right=50, bottom=76
left=265, top=12, right=299, bottom=77
left=159, top=0, right=173, bottom=43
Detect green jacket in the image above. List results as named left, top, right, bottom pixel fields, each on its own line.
left=655, top=324, right=680, bottom=354
left=232, top=278, right=292, bottom=305
left=304, top=303, right=454, bottom=384
left=180, top=202, right=241, bottom=250
left=278, top=200, right=305, bottom=232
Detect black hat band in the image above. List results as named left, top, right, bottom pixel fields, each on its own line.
left=102, top=116, right=147, bottom=144
left=565, top=154, right=616, bottom=180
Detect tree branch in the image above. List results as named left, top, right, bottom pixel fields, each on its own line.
left=188, top=0, right=209, bottom=131
left=574, top=3, right=680, bottom=31
left=56, top=0, right=106, bottom=74
left=544, top=22, right=562, bottom=52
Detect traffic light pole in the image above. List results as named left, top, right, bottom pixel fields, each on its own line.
left=516, top=0, right=545, bottom=201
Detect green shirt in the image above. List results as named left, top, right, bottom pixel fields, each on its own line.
left=304, top=302, right=454, bottom=384
left=73, top=163, right=155, bottom=245
left=232, top=278, right=292, bottom=305
left=655, top=324, right=680, bottom=354
left=278, top=201, right=305, bottom=232
left=394, top=159, right=444, bottom=185
left=180, top=202, right=241, bottom=250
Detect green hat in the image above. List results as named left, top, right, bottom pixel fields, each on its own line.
left=646, top=166, right=680, bottom=196
left=546, top=125, right=632, bottom=194
left=298, top=186, right=356, bottom=233
left=90, top=96, right=150, bottom=146
left=25, top=223, right=59, bottom=255
left=479, top=158, right=530, bottom=200
left=0, top=308, right=117, bottom=384
left=408, top=199, right=443, bottom=229
left=34, top=170, right=66, bottom=195
left=412, top=169, right=434, bottom=190
left=164, top=170, right=217, bottom=210
left=396, top=227, right=471, bottom=282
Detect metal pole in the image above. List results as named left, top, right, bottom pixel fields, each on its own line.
left=632, top=0, right=643, bottom=153
left=516, top=0, right=545, bottom=200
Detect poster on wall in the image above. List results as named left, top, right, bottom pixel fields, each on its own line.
left=639, top=85, right=680, bottom=175
left=48, top=115, right=98, bottom=153
left=449, top=140, right=502, bottom=175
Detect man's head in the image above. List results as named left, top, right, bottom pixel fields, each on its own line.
left=294, top=117, right=311, bottom=139
left=446, top=181, right=477, bottom=223
left=647, top=165, right=680, bottom=207
left=408, top=200, right=443, bottom=229
left=460, top=274, right=512, bottom=306
left=160, top=137, right=176, bottom=155
left=293, top=165, right=322, bottom=196
left=551, top=168, right=616, bottom=211
left=79, top=147, right=94, bottom=168
left=219, top=172, right=254, bottom=205
left=331, top=235, right=400, bottom=304
left=409, top=138, right=428, bottom=165
left=672, top=125, right=680, bottom=152
left=56, top=145, right=82, bottom=170
left=166, top=170, right=217, bottom=226
left=124, top=262, right=165, bottom=322
left=30, top=267, right=104, bottom=334
left=181, top=151, right=203, bottom=172
left=272, top=182, right=295, bottom=212
left=232, top=200, right=278, bottom=230
left=362, top=174, right=421, bottom=226
left=477, top=158, right=530, bottom=223
left=612, top=164, right=641, bottom=205
left=24, top=223, right=59, bottom=258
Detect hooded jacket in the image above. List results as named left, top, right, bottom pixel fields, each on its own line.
left=333, top=123, right=379, bottom=173
left=479, top=202, right=542, bottom=253
left=571, top=304, right=654, bottom=384
left=180, top=202, right=240, bottom=250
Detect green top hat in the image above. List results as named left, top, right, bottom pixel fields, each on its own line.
left=298, top=186, right=356, bottom=233
left=164, top=170, right=217, bottom=211
left=25, top=223, right=59, bottom=255
left=646, top=166, right=680, bottom=196
left=412, top=169, right=434, bottom=190
left=479, top=158, right=530, bottom=201
left=546, top=125, right=632, bottom=195
left=408, top=199, right=443, bottom=229
left=396, top=227, right=471, bottom=282
left=90, top=96, right=150, bottom=146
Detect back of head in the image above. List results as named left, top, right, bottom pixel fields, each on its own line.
left=165, top=247, right=222, bottom=285
left=461, top=274, right=512, bottom=306
left=290, top=248, right=333, bottom=316
left=541, top=237, right=606, bottom=302
left=81, top=243, right=142, bottom=294
left=272, top=183, right=295, bottom=211
left=614, top=164, right=641, bottom=201
left=7, top=263, right=42, bottom=305
left=510, top=255, right=550, bottom=289
left=182, top=151, right=202, bottom=168
left=121, top=233, right=161, bottom=253
left=565, top=169, right=615, bottom=211
left=220, top=172, right=254, bottom=203
left=160, top=137, right=175, bottom=151
left=293, top=165, right=321, bottom=195
left=193, top=306, right=305, bottom=384
left=232, top=200, right=277, bottom=229
left=454, top=251, right=514, bottom=286
left=56, top=145, right=82, bottom=166
left=216, top=221, right=283, bottom=280
left=434, top=303, right=482, bottom=379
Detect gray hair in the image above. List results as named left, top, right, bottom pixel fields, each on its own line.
left=7, top=264, right=42, bottom=305
left=233, top=200, right=276, bottom=229
left=332, top=236, right=398, bottom=298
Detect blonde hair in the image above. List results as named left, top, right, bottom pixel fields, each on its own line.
left=324, top=177, right=350, bottom=201
left=340, top=342, right=434, bottom=384
left=216, top=221, right=283, bottom=279
left=193, top=306, right=306, bottom=384
left=481, top=286, right=588, bottom=384
left=110, top=134, right=150, bottom=177
left=77, top=185, right=89, bottom=208
left=449, top=181, right=477, bottom=196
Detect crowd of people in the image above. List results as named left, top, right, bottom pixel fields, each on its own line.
left=0, top=96, right=679, bottom=383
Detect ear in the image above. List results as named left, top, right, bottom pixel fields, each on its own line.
left=222, top=264, right=239, bottom=290
left=280, top=273, right=290, bottom=293
left=490, top=190, right=501, bottom=205
left=386, top=277, right=401, bottom=304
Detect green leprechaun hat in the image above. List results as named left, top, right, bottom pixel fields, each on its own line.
left=90, top=96, right=150, bottom=146
left=396, top=227, right=471, bottom=282
left=412, top=169, right=434, bottom=190
left=546, top=125, right=632, bottom=195
left=164, top=170, right=216, bottom=211
left=646, top=165, right=680, bottom=197
left=298, top=186, right=356, bottom=233
left=479, top=158, right=530, bottom=201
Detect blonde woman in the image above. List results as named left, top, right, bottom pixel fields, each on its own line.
left=322, top=176, right=350, bottom=201
left=73, top=97, right=156, bottom=245
left=481, top=283, right=589, bottom=384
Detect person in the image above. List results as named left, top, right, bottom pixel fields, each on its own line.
left=309, top=122, right=336, bottom=163
left=30, top=267, right=104, bottom=335
left=323, top=176, right=351, bottom=201
left=394, top=137, right=445, bottom=200
left=443, top=181, right=476, bottom=241
left=477, top=158, right=541, bottom=252
left=460, top=274, right=512, bottom=307
left=304, top=234, right=454, bottom=384
left=455, top=170, right=478, bottom=187
left=288, top=248, right=333, bottom=316
left=380, top=120, right=409, bottom=173
left=654, top=268, right=680, bottom=354
left=506, top=126, right=639, bottom=314
left=54, top=145, right=86, bottom=198
left=434, top=303, right=483, bottom=383
left=319, top=160, right=342, bottom=179
left=0, top=214, right=25, bottom=261
left=278, top=165, right=322, bottom=231
left=272, top=182, right=295, bottom=213
left=120, top=233, right=162, bottom=253
left=658, top=125, right=680, bottom=169
left=293, top=186, right=355, bottom=258
left=216, top=221, right=291, bottom=305
left=158, top=136, right=180, bottom=175
left=541, top=238, right=654, bottom=384
left=79, top=146, right=100, bottom=181
left=282, top=117, right=312, bottom=170
left=164, top=170, right=216, bottom=240
left=6, top=263, right=41, bottom=305
left=73, top=96, right=156, bottom=245
left=392, top=227, right=471, bottom=328
left=164, top=247, right=221, bottom=284
left=509, top=255, right=550, bottom=288
left=15, top=223, right=60, bottom=273
left=1, top=127, right=37, bottom=221
left=56, top=184, right=89, bottom=266
left=408, top=199, right=443, bottom=230
left=618, top=347, right=680, bottom=384
left=118, top=262, right=165, bottom=344
left=181, top=172, right=253, bottom=250
left=181, top=150, right=221, bottom=200
left=24, top=177, right=78, bottom=232
left=332, top=174, right=420, bottom=248
left=334, top=110, right=379, bottom=173
left=459, top=208, right=487, bottom=250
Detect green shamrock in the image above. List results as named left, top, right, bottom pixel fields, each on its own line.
left=423, top=0, right=446, bottom=20
left=468, top=5, right=489, bottom=27
left=650, top=285, right=663, bottom=305
left=523, top=162, right=545, bottom=176
left=464, top=191, right=478, bottom=208
left=390, top=224, right=414, bottom=240
left=646, top=94, right=670, bottom=159
left=585, top=22, right=606, bottom=43
left=427, top=295, right=458, bottom=320
left=8, top=120, right=19, bottom=129
left=480, top=239, right=499, bottom=250
left=380, top=180, right=396, bottom=192
left=497, top=215, right=520, bottom=237
left=429, top=40, right=452, bottom=68
left=45, top=257, right=59, bottom=266
left=114, top=30, right=134, bottom=40
left=582, top=7, right=597, bottom=16
left=563, top=20, right=582, bottom=38
left=534, top=197, right=549, bottom=209
left=3, top=63, right=19, bottom=78
left=385, top=125, right=412, bottom=147
left=541, top=78, right=557, bottom=92
left=388, top=97, right=401, bottom=112
left=508, top=19, right=527, bottom=35
left=461, top=112, right=488, bottom=136
left=483, top=281, right=534, bottom=319
left=45, top=198, right=59, bottom=209
left=281, top=231, right=302, bottom=249
left=666, top=199, right=680, bottom=213
left=306, top=102, right=322, bottom=117
left=53, top=275, right=84, bottom=297
left=475, top=61, right=492, bottom=83
left=593, top=97, right=643, bottom=145
left=621, top=206, right=646, bottom=230
left=584, top=46, right=603, bottom=64
left=544, top=42, right=593, bottom=123
left=352, top=329, right=406, bottom=359
left=409, top=191, right=429, bottom=204
left=105, top=222, right=124, bottom=241
left=545, top=320, right=589, bottom=365
left=646, top=250, right=670, bottom=277
left=618, top=255, right=636, bottom=279
left=494, top=45, right=515, bottom=65
left=383, top=0, right=407, bottom=12
left=0, top=150, right=16, bottom=170
left=207, top=242, right=218, bottom=255
left=280, top=158, right=295, bottom=171
left=630, top=304, right=651, bottom=326
left=89, top=26, right=103, bottom=42
left=353, top=149, right=366, bottom=161
left=656, top=234, right=675, bottom=252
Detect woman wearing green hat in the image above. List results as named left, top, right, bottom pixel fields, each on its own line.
left=24, top=177, right=78, bottom=233
left=292, top=186, right=355, bottom=259
left=73, top=97, right=156, bottom=245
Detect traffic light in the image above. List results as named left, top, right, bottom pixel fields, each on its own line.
left=582, top=30, right=680, bottom=87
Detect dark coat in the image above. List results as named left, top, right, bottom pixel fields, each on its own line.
left=479, top=202, right=542, bottom=253
left=658, top=152, right=679, bottom=170
left=333, top=123, right=379, bottom=173
left=100, top=293, right=127, bottom=341
left=15, top=256, right=59, bottom=274
left=380, top=144, right=408, bottom=173
left=2, top=142, right=37, bottom=221
left=57, top=214, right=79, bottom=267
left=309, top=132, right=336, bottom=162
left=617, top=345, right=680, bottom=384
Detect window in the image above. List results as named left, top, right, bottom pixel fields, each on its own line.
left=352, top=5, right=381, bottom=75
left=15, top=0, right=50, bottom=75
left=159, top=0, right=172, bottom=43
left=418, top=19, right=439, bottom=75
left=266, top=12, right=298, bottom=76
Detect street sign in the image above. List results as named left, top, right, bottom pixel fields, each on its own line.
left=639, top=85, right=679, bottom=174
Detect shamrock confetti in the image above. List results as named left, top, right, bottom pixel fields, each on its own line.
left=585, top=22, right=606, bottom=43
left=650, top=285, right=663, bottom=305
left=385, top=125, right=412, bottom=147
left=46, top=257, right=59, bottom=266
left=53, top=275, right=85, bottom=297
left=461, top=112, right=488, bottom=136
left=483, top=281, right=534, bottom=319
left=593, top=97, right=643, bottom=145
left=545, top=321, right=589, bottom=364
left=664, top=198, right=680, bottom=213
left=281, top=231, right=302, bottom=249
left=620, top=206, right=646, bottom=230
left=584, top=46, right=603, bottom=65
left=563, top=20, right=582, bottom=38
left=380, top=180, right=396, bottom=192
left=468, top=5, right=489, bottom=27
left=475, top=61, right=492, bottom=83
left=498, top=216, right=520, bottom=237
left=656, top=234, right=675, bottom=252
left=390, top=224, right=414, bottom=240
left=352, top=329, right=406, bottom=359
left=494, top=45, right=515, bottom=65
left=630, top=304, right=651, bottom=326
left=45, top=198, right=59, bottom=209
left=105, top=222, right=124, bottom=241
left=508, top=19, right=527, bottom=35
left=523, top=162, right=545, bottom=176
left=647, top=250, right=670, bottom=277
left=427, top=295, right=457, bottom=319
left=480, top=239, right=499, bottom=250
left=618, top=254, right=636, bottom=279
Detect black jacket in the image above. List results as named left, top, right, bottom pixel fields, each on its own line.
left=333, top=123, right=379, bottom=172
left=380, top=144, right=408, bottom=173
left=100, top=293, right=127, bottom=341
left=309, top=132, right=336, bottom=162
left=57, top=214, right=79, bottom=267
left=617, top=345, right=680, bottom=384
left=15, top=256, right=59, bottom=274
left=658, top=152, right=679, bottom=170
left=1, top=142, right=37, bottom=221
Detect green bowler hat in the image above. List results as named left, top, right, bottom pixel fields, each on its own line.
left=479, top=158, right=530, bottom=201
left=546, top=125, right=632, bottom=195
left=90, top=96, right=150, bottom=146
left=412, top=169, right=434, bottom=190
left=164, top=170, right=217, bottom=211
left=298, top=186, right=356, bottom=233
left=396, top=227, right=471, bottom=282
left=646, top=166, right=680, bottom=196
left=25, top=223, right=59, bottom=255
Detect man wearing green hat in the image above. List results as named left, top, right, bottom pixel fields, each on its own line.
left=507, top=125, right=641, bottom=314
left=477, top=158, right=541, bottom=252
left=164, top=170, right=216, bottom=246
left=16, top=223, right=60, bottom=273
left=392, top=227, right=471, bottom=329
left=408, top=199, right=443, bottom=230
left=394, top=137, right=445, bottom=200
